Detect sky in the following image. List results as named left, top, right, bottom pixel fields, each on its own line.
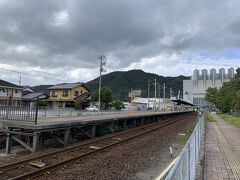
left=0, top=0, right=239, bottom=86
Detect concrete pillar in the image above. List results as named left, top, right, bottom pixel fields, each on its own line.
left=32, top=131, right=39, bottom=152
left=133, top=119, right=137, bottom=127
left=91, top=125, right=96, bottom=138
left=64, top=128, right=70, bottom=146
left=40, top=132, right=45, bottom=147
left=111, top=121, right=114, bottom=131
left=123, top=120, right=127, bottom=129
left=6, top=131, right=12, bottom=154
left=27, top=136, right=31, bottom=145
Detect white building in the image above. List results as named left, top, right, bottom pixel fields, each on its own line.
left=183, top=68, right=235, bottom=108
left=133, top=97, right=170, bottom=111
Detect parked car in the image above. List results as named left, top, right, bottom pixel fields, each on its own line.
left=85, top=106, right=98, bottom=111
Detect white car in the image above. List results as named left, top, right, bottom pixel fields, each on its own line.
left=85, top=106, right=98, bottom=111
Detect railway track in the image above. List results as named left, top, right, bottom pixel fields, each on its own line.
left=0, top=113, right=195, bottom=180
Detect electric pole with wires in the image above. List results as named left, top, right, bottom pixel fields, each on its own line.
left=98, top=52, right=107, bottom=113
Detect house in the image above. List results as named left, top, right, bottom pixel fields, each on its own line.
left=47, top=83, right=90, bottom=108
left=22, top=86, right=34, bottom=96
left=22, top=92, right=48, bottom=107
left=0, top=79, right=23, bottom=106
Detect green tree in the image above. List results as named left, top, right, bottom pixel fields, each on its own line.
left=235, top=68, right=240, bottom=79
left=37, top=101, right=48, bottom=107
left=207, top=68, right=240, bottom=114
left=205, top=87, right=219, bottom=105
left=75, top=99, right=88, bottom=110
left=92, top=87, right=113, bottom=109
left=113, top=100, right=124, bottom=110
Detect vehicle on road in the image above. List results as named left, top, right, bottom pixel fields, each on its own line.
left=85, top=106, right=98, bottom=111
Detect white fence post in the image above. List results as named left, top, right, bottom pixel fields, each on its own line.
left=165, top=113, right=205, bottom=180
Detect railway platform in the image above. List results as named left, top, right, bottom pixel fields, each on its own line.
left=203, top=113, right=240, bottom=180
left=0, top=110, right=192, bottom=153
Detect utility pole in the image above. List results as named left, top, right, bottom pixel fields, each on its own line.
left=98, top=52, right=107, bottom=113
left=154, top=78, right=157, bottom=111
left=169, top=88, right=172, bottom=99
left=163, top=83, right=166, bottom=112
left=169, top=88, right=172, bottom=111
left=158, top=83, right=161, bottom=111
left=147, top=79, right=150, bottom=109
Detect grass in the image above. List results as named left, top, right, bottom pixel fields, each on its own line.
left=204, top=112, right=216, bottom=122
left=177, top=129, right=193, bottom=147
left=218, top=114, right=240, bottom=128
left=176, top=116, right=199, bottom=147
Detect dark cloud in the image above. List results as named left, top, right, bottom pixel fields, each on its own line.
left=0, top=0, right=239, bottom=81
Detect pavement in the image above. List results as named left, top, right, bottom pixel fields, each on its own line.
left=204, top=113, right=240, bottom=180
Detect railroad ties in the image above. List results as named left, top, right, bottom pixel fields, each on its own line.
left=0, top=112, right=197, bottom=179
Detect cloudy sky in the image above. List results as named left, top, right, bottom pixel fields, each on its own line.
left=0, top=0, right=239, bottom=86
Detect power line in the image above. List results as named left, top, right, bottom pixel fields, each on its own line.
left=0, top=67, right=68, bottom=82
left=0, top=62, right=66, bottom=78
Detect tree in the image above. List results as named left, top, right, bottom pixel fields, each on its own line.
left=206, top=68, right=240, bottom=115
left=92, top=87, right=113, bottom=109
left=205, top=87, right=219, bottom=105
left=113, top=100, right=124, bottom=110
left=235, top=67, right=240, bottom=79
left=75, top=99, right=88, bottom=110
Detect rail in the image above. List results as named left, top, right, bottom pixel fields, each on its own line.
left=0, top=115, right=192, bottom=179
left=164, top=113, right=205, bottom=180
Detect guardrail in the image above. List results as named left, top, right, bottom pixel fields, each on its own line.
left=0, top=105, right=37, bottom=122
left=164, top=113, right=204, bottom=180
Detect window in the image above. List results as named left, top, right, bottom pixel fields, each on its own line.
left=0, top=88, right=5, bottom=93
left=62, top=90, right=68, bottom=97
left=80, top=90, right=83, bottom=94
left=52, top=90, right=58, bottom=97
left=15, top=89, right=18, bottom=93
left=74, top=91, right=79, bottom=96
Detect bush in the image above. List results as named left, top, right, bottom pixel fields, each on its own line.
left=37, top=101, right=48, bottom=107
left=113, top=100, right=124, bottom=110
left=75, top=99, right=88, bottom=110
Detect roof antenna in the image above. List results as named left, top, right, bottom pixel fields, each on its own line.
left=19, top=74, right=21, bottom=86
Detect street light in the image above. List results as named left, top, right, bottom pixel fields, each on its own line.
left=98, top=52, right=107, bottom=113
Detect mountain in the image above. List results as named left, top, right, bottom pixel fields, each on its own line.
left=85, top=69, right=190, bottom=101
left=31, top=85, right=53, bottom=94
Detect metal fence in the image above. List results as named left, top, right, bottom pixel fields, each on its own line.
left=165, top=113, right=205, bottom=180
left=0, top=105, right=37, bottom=122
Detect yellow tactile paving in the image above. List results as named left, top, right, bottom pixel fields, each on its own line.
left=212, top=121, right=240, bottom=179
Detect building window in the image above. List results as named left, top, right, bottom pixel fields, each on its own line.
left=52, top=90, right=58, bottom=97
left=74, top=91, right=79, bottom=96
left=0, top=88, right=5, bottom=93
left=62, top=90, right=68, bottom=97
left=80, top=90, right=83, bottom=94
left=15, top=90, right=18, bottom=93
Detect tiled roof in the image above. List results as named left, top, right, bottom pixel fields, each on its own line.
left=48, top=83, right=83, bottom=90
left=0, top=79, right=22, bottom=89
left=22, top=92, right=48, bottom=100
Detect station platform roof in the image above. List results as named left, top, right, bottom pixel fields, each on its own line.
left=170, top=98, right=195, bottom=106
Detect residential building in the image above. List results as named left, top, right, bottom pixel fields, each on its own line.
left=0, top=79, right=23, bottom=106
left=47, top=83, right=90, bottom=108
left=22, top=86, right=34, bottom=96
left=22, top=92, right=48, bottom=107
left=183, top=68, right=235, bottom=109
